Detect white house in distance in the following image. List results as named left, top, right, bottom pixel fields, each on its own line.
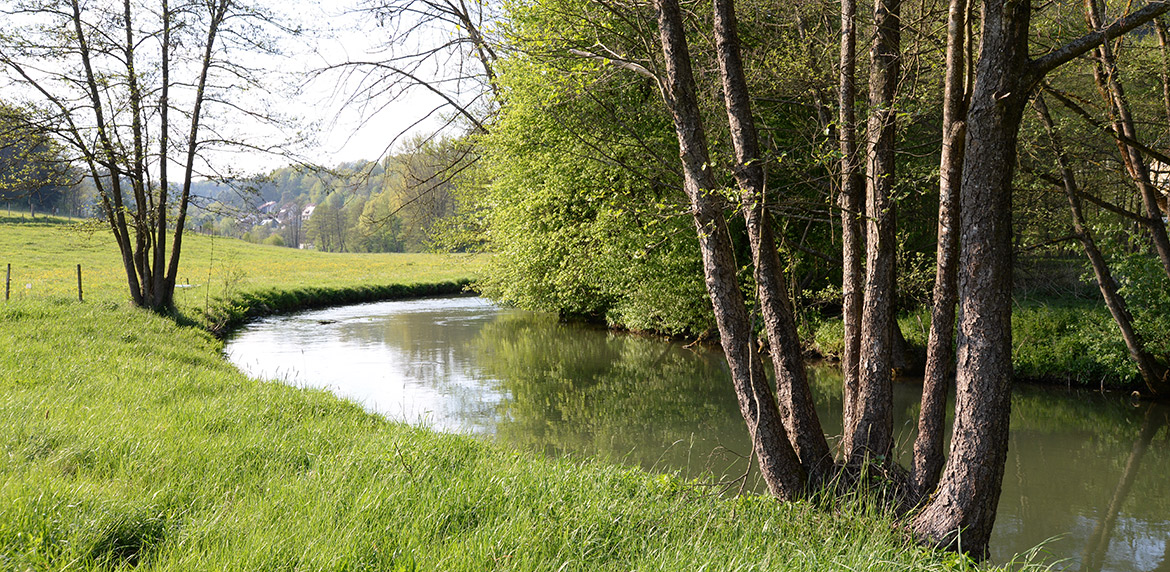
left=301, top=204, right=316, bottom=222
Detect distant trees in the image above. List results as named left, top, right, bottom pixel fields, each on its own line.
left=0, top=104, right=76, bottom=216
left=0, top=0, right=291, bottom=311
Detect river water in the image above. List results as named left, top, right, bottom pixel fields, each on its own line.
left=224, top=296, right=1170, bottom=571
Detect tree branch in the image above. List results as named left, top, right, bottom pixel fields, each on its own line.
left=1031, top=1, right=1170, bottom=77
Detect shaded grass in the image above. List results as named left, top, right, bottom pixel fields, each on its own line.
left=808, top=298, right=1142, bottom=390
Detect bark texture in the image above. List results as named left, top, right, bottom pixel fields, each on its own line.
left=913, top=0, right=968, bottom=500
left=850, top=0, right=900, bottom=463
left=713, top=0, right=833, bottom=483
left=653, top=0, right=806, bottom=499
left=838, top=0, right=866, bottom=451
left=911, top=0, right=1170, bottom=556
left=909, top=0, right=1029, bottom=555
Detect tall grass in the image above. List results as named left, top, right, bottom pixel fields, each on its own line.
left=0, top=218, right=1051, bottom=569
left=2, top=299, right=1051, bottom=570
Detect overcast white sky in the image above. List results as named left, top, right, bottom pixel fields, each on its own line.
left=266, top=1, right=451, bottom=172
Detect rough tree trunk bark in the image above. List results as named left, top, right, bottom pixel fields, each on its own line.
left=850, top=0, right=901, bottom=463
left=913, top=0, right=968, bottom=501
left=838, top=0, right=866, bottom=450
left=911, top=0, right=1170, bottom=555
left=713, top=0, right=833, bottom=483
left=909, top=0, right=1029, bottom=556
left=653, top=0, right=806, bottom=499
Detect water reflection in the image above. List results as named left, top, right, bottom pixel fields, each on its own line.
left=224, top=296, right=1170, bottom=571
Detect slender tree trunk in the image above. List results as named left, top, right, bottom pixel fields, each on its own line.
left=838, top=0, right=866, bottom=450
left=70, top=0, right=142, bottom=307
left=1035, top=95, right=1168, bottom=396
left=713, top=0, right=833, bottom=483
left=165, top=0, right=229, bottom=310
left=153, top=0, right=172, bottom=309
left=850, top=0, right=901, bottom=463
left=910, top=0, right=1030, bottom=556
left=1156, top=18, right=1170, bottom=128
left=653, top=0, right=806, bottom=499
left=123, top=0, right=154, bottom=306
left=913, top=0, right=968, bottom=500
left=1087, top=0, right=1170, bottom=280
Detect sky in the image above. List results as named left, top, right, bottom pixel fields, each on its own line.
left=261, top=1, right=454, bottom=172
left=0, top=0, right=473, bottom=176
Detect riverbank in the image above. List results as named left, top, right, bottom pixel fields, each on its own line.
left=0, top=218, right=1039, bottom=569
left=808, top=296, right=1157, bottom=391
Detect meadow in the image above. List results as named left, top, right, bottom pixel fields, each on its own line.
left=0, top=216, right=1046, bottom=570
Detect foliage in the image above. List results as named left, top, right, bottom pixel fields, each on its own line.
left=454, top=0, right=715, bottom=334
left=0, top=103, right=79, bottom=215
left=194, top=138, right=463, bottom=254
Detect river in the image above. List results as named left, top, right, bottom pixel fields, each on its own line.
left=224, top=296, right=1170, bottom=571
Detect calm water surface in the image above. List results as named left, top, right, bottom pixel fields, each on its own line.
left=224, top=296, right=1170, bottom=571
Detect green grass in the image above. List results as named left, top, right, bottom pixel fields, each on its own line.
left=0, top=218, right=1048, bottom=569
left=0, top=215, right=483, bottom=332
left=808, top=297, right=1145, bottom=390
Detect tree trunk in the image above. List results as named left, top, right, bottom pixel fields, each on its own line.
left=713, top=0, right=833, bottom=483
left=1035, top=95, right=1168, bottom=396
left=838, top=0, right=866, bottom=450
left=165, top=0, right=229, bottom=311
left=913, top=0, right=968, bottom=500
left=910, top=0, right=1030, bottom=556
left=1156, top=18, right=1170, bottom=128
left=850, top=0, right=901, bottom=463
left=653, top=0, right=806, bottom=499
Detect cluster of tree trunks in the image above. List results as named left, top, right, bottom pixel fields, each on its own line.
left=650, top=0, right=1170, bottom=558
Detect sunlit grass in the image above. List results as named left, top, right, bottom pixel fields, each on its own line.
left=0, top=215, right=484, bottom=329
left=0, top=216, right=1052, bottom=570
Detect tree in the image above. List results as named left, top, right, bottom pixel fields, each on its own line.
left=0, top=103, right=74, bottom=216
left=713, top=0, right=833, bottom=483
left=910, top=0, right=1170, bottom=556
left=849, top=0, right=902, bottom=463
left=1033, top=95, right=1167, bottom=396
left=0, top=0, right=291, bottom=311
left=653, top=0, right=806, bottom=499
left=912, top=0, right=970, bottom=499
left=836, top=0, right=865, bottom=456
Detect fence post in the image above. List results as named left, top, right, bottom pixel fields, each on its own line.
left=5, top=264, right=9, bottom=301
left=77, top=264, right=83, bottom=302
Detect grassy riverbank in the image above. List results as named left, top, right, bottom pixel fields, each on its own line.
left=1, top=217, right=1056, bottom=569
left=809, top=296, right=1154, bottom=390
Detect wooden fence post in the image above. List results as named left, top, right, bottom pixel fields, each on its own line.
left=77, top=264, right=83, bottom=302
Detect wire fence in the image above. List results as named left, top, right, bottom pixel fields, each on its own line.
left=5, top=263, right=87, bottom=302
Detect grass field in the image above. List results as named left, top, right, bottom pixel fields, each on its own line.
left=0, top=217, right=1048, bottom=570
left=0, top=215, right=483, bottom=331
